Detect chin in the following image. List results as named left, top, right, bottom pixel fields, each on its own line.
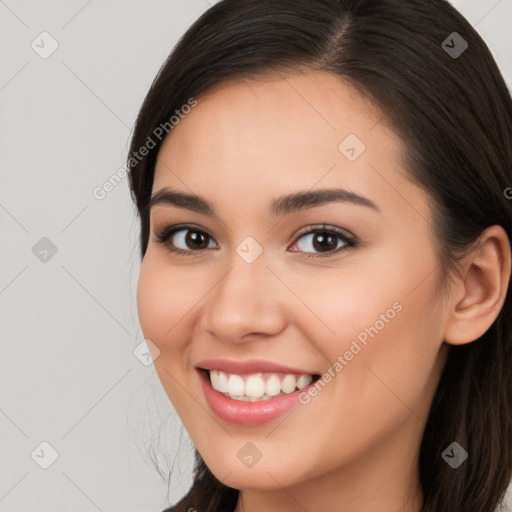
left=203, top=453, right=310, bottom=491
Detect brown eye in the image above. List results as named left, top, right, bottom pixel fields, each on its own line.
left=312, top=232, right=338, bottom=252
left=154, top=225, right=218, bottom=255
left=182, top=230, right=210, bottom=250
left=290, top=226, right=357, bottom=258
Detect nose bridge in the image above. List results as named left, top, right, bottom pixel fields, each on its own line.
left=202, top=242, right=286, bottom=341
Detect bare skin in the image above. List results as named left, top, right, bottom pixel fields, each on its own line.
left=136, top=70, right=511, bottom=512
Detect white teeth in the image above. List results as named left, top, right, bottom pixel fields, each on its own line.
left=227, top=374, right=245, bottom=397
left=297, top=374, right=313, bottom=389
left=210, top=369, right=219, bottom=390
left=265, top=375, right=282, bottom=396
left=217, top=371, right=229, bottom=393
left=281, top=374, right=296, bottom=394
left=245, top=375, right=266, bottom=398
left=208, top=370, right=315, bottom=400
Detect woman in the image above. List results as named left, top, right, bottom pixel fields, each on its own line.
left=127, top=0, right=512, bottom=510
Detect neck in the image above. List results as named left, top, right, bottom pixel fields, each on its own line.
left=235, top=470, right=423, bottom=512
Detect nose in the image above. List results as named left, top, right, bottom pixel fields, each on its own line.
left=200, top=251, right=288, bottom=343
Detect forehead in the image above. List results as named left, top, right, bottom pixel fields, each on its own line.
left=152, top=71, right=410, bottom=212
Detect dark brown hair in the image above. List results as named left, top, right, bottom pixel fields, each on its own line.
left=127, top=1, right=512, bottom=510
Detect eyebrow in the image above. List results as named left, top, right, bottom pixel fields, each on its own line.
left=148, top=187, right=380, bottom=217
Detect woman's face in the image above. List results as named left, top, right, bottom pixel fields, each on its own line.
left=137, top=71, right=450, bottom=501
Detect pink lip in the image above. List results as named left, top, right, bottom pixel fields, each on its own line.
left=197, top=368, right=319, bottom=426
left=195, top=358, right=317, bottom=376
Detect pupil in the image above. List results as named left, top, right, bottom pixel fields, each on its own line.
left=313, top=233, right=336, bottom=252
left=187, top=230, right=208, bottom=249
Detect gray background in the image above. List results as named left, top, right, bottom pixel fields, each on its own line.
left=1, top=1, right=511, bottom=511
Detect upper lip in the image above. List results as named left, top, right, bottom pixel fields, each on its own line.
left=196, top=358, right=319, bottom=376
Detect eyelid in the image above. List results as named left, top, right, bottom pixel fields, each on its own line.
left=153, top=223, right=358, bottom=257
left=152, top=223, right=218, bottom=257
left=153, top=223, right=214, bottom=244
left=292, top=223, right=355, bottom=241
left=289, top=224, right=358, bottom=258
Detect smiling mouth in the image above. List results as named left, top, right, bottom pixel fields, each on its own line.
left=200, top=368, right=321, bottom=402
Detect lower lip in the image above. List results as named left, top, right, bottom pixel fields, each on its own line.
left=197, top=369, right=318, bottom=426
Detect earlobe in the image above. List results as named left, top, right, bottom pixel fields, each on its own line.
left=443, top=225, right=511, bottom=346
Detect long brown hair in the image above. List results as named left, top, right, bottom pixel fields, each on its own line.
left=127, top=1, right=512, bottom=510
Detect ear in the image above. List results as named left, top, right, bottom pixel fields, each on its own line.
left=443, top=225, right=511, bottom=346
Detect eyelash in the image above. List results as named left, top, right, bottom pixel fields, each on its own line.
left=153, top=223, right=358, bottom=259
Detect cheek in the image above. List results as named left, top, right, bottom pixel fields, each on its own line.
left=136, top=254, right=203, bottom=416
left=284, top=256, right=401, bottom=361
left=136, top=254, right=197, bottom=355
left=290, top=244, right=443, bottom=410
